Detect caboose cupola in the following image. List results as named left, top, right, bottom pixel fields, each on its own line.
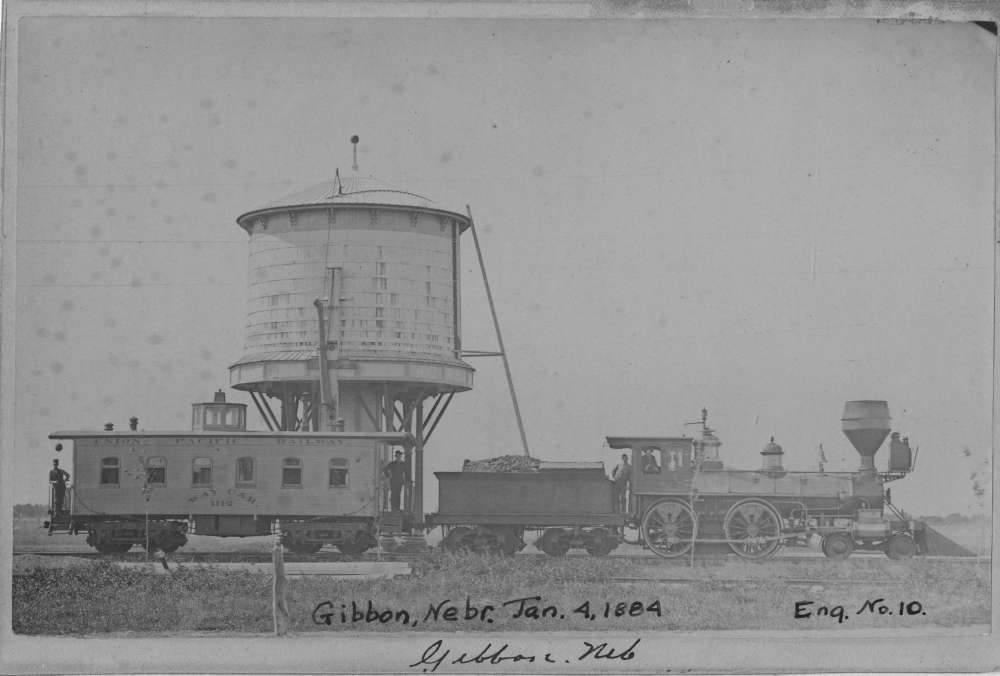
left=191, top=389, right=247, bottom=432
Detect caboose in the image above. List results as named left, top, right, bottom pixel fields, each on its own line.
left=44, top=392, right=410, bottom=554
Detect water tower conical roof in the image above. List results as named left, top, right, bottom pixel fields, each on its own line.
left=237, top=175, right=467, bottom=226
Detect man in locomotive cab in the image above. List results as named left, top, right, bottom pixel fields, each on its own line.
left=641, top=448, right=660, bottom=473
left=383, top=450, right=407, bottom=512
left=49, top=459, right=69, bottom=515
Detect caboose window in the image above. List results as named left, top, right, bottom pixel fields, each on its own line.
left=100, top=457, right=120, bottom=485
left=329, top=458, right=349, bottom=487
left=146, top=457, right=166, bottom=485
left=282, top=457, right=302, bottom=487
left=192, top=457, right=212, bottom=486
left=236, top=457, right=255, bottom=486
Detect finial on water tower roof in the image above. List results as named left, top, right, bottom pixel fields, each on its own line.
left=351, top=134, right=360, bottom=173
left=332, top=168, right=343, bottom=197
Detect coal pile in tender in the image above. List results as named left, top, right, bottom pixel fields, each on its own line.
left=462, top=454, right=541, bottom=472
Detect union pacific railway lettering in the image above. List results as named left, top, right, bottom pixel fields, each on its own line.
left=173, top=437, right=241, bottom=444
left=276, top=438, right=345, bottom=445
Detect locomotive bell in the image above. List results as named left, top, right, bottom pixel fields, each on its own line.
left=841, top=400, right=891, bottom=472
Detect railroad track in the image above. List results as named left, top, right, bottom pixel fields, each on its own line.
left=14, top=548, right=987, bottom=565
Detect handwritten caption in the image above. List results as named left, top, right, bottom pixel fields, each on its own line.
left=313, top=595, right=662, bottom=627
left=409, top=637, right=641, bottom=672
left=794, top=597, right=926, bottom=624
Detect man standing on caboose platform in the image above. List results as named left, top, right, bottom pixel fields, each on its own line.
left=383, top=450, right=407, bottom=512
left=49, top=459, right=70, bottom=515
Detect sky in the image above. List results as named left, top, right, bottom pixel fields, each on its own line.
left=9, top=17, right=995, bottom=517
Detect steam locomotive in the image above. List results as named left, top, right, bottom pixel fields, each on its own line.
left=433, top=400, right=924, bottom=560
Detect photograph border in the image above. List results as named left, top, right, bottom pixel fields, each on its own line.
left=1, top=1, right=997, bottom=673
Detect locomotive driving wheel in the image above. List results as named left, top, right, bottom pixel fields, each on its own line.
left=723, top=499, right=782, bottom=559
left=640, top=499, right=697, bottom=559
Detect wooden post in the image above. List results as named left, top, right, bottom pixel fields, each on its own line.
left=272, top=539, right=289, bottom=636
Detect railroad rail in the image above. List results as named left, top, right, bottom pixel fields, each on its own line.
left=14, top=548, right=986, bottom=564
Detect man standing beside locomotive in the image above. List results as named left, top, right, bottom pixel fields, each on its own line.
left=382, top=450, right=407, bottom=512
left=612, top=453, right=631, bottom=513
left=49, top=459, right=70, bottom=515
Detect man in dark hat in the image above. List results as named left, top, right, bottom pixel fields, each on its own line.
left=49, top=459, right=70, bottom=514
left=382, top=450, right=407, bottom=512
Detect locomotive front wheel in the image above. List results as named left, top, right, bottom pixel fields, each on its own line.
left=640, top=499, right=697, bottom=559
left=821, top=532, right=854, bottom=560
left=723, top=499, right=782, bottom=559
left=885, top=533, right=916, bottom=560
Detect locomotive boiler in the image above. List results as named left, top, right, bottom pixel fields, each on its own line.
left=434, top=400, right=923, bottom=560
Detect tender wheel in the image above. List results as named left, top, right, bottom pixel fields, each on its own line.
left=496, top=528, right=523, bottom=556
left=536, top=528, right=571, bottom=557
left=724, top=499, right=782, bottom=559
left=442, top=526, right=473, bottom=552
left=640, top=499, right=697, bottom=559
left=822, top=532, right=854, bottom=560
left=885, top=533, right=915, bottom=560
left=584, top=528, right=616, bottom=557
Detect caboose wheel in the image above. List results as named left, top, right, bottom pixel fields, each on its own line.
left=724, top=499, right=782, bottom=559
left=885, top=533, right=915, bottom=560
left=640, top=499, right=697, bottom=559
left=821, top=532, right=854, bottom=560
left=338, top=536, right=369, bottom=556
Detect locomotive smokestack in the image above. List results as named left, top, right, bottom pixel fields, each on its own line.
left=841, top=400, right=891, bottom=472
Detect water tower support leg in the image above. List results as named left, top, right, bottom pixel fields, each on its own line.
left=414, top=399, right=425, bottom=524
left=250, top=391, right=275, bottom=431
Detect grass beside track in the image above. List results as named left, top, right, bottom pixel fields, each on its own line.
left=13, top=552, right=989, bottom=635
